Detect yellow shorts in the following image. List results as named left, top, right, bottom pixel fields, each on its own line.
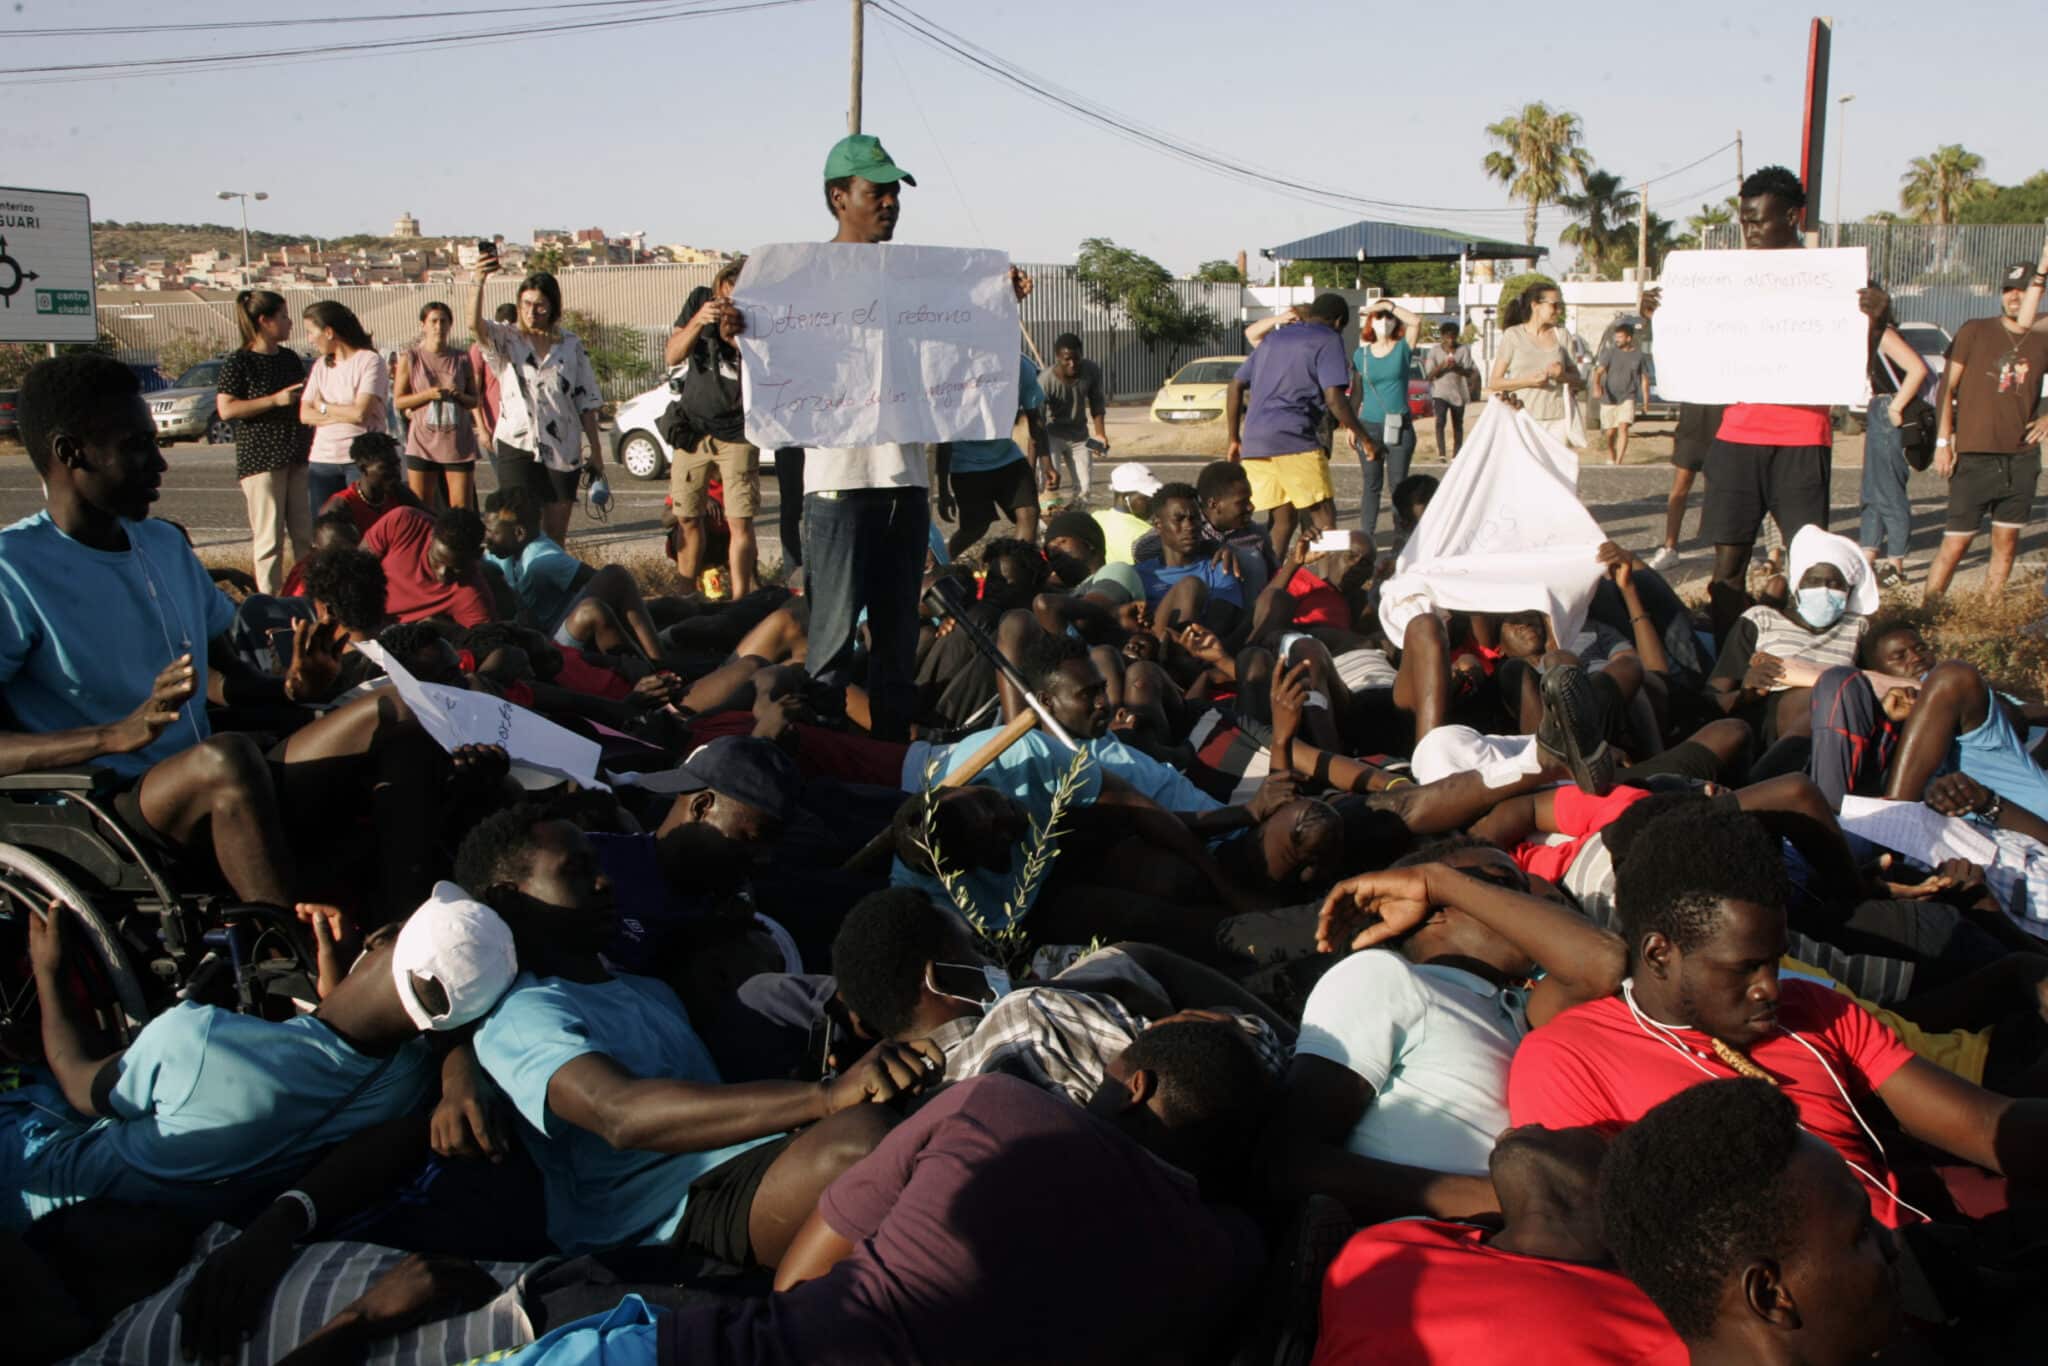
left=1242, top=450, right=1334, bottom=511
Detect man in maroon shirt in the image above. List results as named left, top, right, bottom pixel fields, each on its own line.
left=361, top=505, right=493, bottom=628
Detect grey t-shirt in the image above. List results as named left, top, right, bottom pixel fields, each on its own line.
left=1041, top=359, right=1108, bottom=440
left=1426, top=343, right=1473, bottom=405
left=1596, top=346, right=1648, bottom=405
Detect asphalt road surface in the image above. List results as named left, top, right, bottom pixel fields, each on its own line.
left=0, top=423, right=2037, bottom=596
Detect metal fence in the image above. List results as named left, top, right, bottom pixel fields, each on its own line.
left=1699, top=221, right=2040, bottom=336
left=96, top=260, right=1247, bottom=404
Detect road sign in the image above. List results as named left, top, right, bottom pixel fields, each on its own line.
left=0, top=187, right=96, bottom=345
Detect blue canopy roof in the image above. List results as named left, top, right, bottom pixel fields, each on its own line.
left=1263, top=220, right=1540, bottom=263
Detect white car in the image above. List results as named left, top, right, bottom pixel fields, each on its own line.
left=609, top=367, right=775, bottom=481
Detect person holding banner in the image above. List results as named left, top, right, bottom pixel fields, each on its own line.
left=1698, top=167, right=1891, bottom=613
left=1924, top=244, right=2048, bottom=600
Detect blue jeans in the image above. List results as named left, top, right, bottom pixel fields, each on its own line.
left=802, top=487, right=929, bottom=742
left=1858, top=400, right=1911, bottom=561
left=307, top=462, right=355, bottom=520
left=1356, top=417, right=1416, bottom=536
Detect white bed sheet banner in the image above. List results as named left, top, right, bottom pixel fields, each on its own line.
left=733, top=242, right=1019, bottom=449
left=1650, top=247, right=1870, bottom=405
left=355, top=641, right=604, bottom=790
left=1378, top=402, right=1607, bottom=646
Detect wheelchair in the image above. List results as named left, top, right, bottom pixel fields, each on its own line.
left=0, top=766, right=317, bottom=1061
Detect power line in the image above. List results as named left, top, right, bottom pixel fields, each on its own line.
left=0, top=0, right=668, bottom=39
left=0, top=0, right=812, bottom=84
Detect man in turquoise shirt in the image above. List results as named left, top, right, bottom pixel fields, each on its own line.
left=459, top=805, right=944, bottom=1265
left=483, top=484, right=667, bottom=658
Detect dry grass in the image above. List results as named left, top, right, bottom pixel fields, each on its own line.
left=1874, top=581, right=2048, bottom=698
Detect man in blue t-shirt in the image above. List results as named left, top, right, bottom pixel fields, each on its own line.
left=0, top=354, right=457, bottom=923
left=1135, top=481, right=1246, bottom=640
left=483, top=484, right=665, bottom=659
left=934, top=353, right=1050, bottom=558
left=456, top=805, right=944, bottom=1264
left=1226, top=292, right=1372, bottom=560
left=3, top=881, right=516, bottom=1230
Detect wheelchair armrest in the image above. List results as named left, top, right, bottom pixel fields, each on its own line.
left=0, top=766, right=122, bottom=794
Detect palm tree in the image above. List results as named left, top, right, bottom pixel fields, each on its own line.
left=1483, top=103, right=1593, bottom=247
left=1681, top=199, right=1735, bottom=249
left=1899, top=145, right=1989, bottom=225
left=1558, top=171, right=1638, bottom=274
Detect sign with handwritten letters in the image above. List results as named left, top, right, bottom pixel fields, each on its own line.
left=355, top=641, right=604, bottom=790
left=1650, top=247, right=1871, bottom=405
left=733, top=242, right=1019, bottom=448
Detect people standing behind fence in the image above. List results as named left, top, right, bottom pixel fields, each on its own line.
left=392, top=301, right=479, bottom=513
left=1352, top=300, right=1420, bottom=537
left=1924, top=242, right=2048, bottom=601
left=1487, top=280, right=1581, bottom=449
left=469, top=302, right=516, bottom=453
left=298, top=301, right=388, bottom=521
left=1041, top=333, right=1110, bottom=502
left=664, top=260, right=760, bottom=600
left=215, top=289, right=312, bottom=595
left=468, top=258, right=608, bottom=546
left=1856, top=298, right=1933, bottom=591
left=1592, top=323, right=1650, bottom=467
left=1424, top=319, right=1477, bottom=460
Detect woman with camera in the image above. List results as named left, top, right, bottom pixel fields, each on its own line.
left=468, top=254, right=608, bottom=545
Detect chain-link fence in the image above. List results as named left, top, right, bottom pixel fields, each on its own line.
left=1699, top=222, right=2040, bottom=336
left=97, top=261, right=1249, bottom=404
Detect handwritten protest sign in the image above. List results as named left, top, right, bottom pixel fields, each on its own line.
left=356, top=641, right=604, bottom=790
left=1650, top=247, right=1870, bottom=405
left=733, top=242, right=1019, bottom=448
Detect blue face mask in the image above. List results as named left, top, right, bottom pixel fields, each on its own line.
left=1795, top=587, right=1849, bottom=629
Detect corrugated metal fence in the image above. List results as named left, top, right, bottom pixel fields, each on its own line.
left=98, top=261, right=1248, bottom=401
left=1699, top=222, right=2040, bottom=336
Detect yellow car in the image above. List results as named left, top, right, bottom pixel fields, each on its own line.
left=1150, top=355, right=1246, bottom=424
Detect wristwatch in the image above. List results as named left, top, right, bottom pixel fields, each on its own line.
left=318, top=401, right=329, bottom=416
left=1934, top=437, right=1950, bottom=448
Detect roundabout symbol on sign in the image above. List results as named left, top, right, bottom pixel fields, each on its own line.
left=0, top=235, right=39, bottom=309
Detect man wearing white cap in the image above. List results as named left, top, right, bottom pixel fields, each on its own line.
left=1096, top=463, right=1161, bottom=565
left=2, top=884, right=518, bottom=1232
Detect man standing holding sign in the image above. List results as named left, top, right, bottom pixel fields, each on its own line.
left=1924, top=245, right=2048, bottom=600
left=1653, top=166, right=1891, bottom=619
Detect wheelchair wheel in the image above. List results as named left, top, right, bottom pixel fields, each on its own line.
left=0, top=843, right=151, bottom=1060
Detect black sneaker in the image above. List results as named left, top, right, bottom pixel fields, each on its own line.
left=1536, top=664, right=1615, bottom=795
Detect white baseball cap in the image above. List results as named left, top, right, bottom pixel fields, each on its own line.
left=1109, top=463, right=1163, bottom=496
left=391, top=881, right=519, bottom=1031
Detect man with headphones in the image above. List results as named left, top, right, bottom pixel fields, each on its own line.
left=1503, top=801, right=2048, bottom=1333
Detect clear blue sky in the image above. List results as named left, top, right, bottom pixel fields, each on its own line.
left=1, top=0, right=2034, bottom=274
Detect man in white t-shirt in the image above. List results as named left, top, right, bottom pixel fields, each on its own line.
left=1269, top=836, right=1625, bottom=1223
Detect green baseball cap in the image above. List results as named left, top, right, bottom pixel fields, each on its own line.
left=823, top=134, right=916, bottom=187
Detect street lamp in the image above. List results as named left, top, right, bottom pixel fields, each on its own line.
left=1832, top=96, right=1855, bottom=247
left=217, top=190, right=269, bottom=282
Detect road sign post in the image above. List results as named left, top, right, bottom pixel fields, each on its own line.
left=0, top=187, right=97, bottom=345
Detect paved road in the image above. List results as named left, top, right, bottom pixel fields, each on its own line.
left=0, top=430, right=2036, bottom=594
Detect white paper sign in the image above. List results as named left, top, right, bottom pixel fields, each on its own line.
left=734, top=242, right=1018, bottom=448
left=355, top=641, right=604, bottom=789
left=1650, top=247, right=1870, bottom=404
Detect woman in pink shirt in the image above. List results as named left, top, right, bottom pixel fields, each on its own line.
left=298, top=301, right=389, bottom=519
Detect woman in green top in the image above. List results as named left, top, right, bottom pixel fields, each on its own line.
left=1351, top=300, right=1421, bottom=535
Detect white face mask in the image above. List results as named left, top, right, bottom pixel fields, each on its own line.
left=1371, top=317, right=1395, bottom=341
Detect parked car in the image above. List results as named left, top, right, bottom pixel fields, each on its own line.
left=1840, top=320, right=1951, bottom=432
left=0, top=389, right=17, bottom=442
left=610, top=366, right=775, bottom=482
left=148, top=358, right=235, bottom=445
left=1150, top=355, right=1244, bottom=424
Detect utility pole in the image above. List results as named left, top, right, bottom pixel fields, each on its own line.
left=1734, top=130, right=1745, bottom=249
left=1832, top=94, right=1855, bottom=246
left=1636, top=182, right=1649, bottom=309
left=848, top=0, right=864, bottom=135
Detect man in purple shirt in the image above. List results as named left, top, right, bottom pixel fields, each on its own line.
left=1226, top=293, right=1371, bottom=561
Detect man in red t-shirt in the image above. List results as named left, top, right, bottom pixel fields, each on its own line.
left=1701, top=167, right=1893, bottom=612
left=1508, top=801, right=2048, bottom=1231
left=320, top=432, right=424, bottom=537
left=1313, top=1122, right=1684, bottom=1365
left=361, top=504, right=493, bottom=628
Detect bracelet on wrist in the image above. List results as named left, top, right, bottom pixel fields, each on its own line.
left=275, top=1188, right=318, bottom=1234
